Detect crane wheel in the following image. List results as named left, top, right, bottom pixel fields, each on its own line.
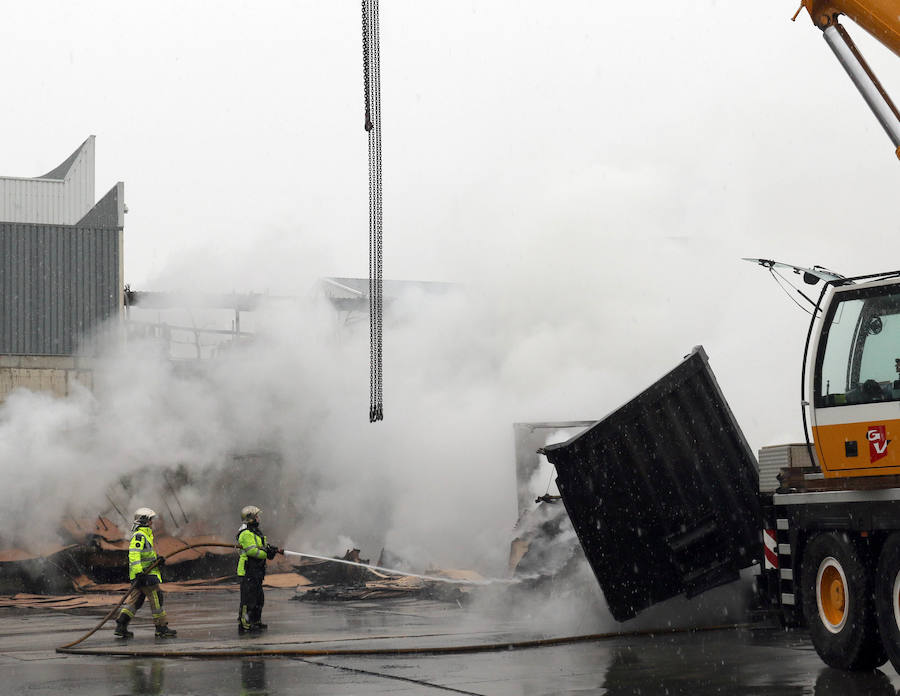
left=875, top=532, right=900, bottom=673
left=800, top=532, right=886, bottom=670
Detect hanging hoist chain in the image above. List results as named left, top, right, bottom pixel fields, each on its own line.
left=362, top=0, right=384, bottom=422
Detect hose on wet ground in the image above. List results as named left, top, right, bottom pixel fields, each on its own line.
left=55, top=544, right=753, bottom=657
left=58, top=620, right=752, bottom=658
left=57, top=540, right=238, bottom=651
left=57, top=541, right=519, bottom=653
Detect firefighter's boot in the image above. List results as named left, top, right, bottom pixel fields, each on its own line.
left=114, top=617, right=133, bottom=639
left=155, top=625, right=177, bottom=638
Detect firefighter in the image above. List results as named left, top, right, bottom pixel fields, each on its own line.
left=114, top=508, right=177, bottom=639
left=237, top=505, right=281, bottom=634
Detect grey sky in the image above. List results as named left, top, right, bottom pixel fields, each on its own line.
left=2, top=2, right=898, bottom=285
left=2, top=1, right=900, bottom=533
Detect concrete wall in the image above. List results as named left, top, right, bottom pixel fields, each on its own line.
left=0, top=355, right=94, bottom=403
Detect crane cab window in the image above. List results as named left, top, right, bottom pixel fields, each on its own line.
left=816, top=287, right=900, bottom=408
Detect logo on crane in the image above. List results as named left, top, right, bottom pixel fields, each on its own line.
left=868, top=425, right=889, bottom=463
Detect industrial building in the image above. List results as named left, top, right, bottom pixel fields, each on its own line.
left=0, top=137, right=454, bottom=395
left=0, top=136, right=124, bottom=402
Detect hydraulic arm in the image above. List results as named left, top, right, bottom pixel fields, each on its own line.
left=797, top=0, right=900, bottom=157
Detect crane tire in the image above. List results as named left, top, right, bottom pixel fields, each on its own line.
left=800, top=532, right=886, bottom=670
left=874, top=532, right=900, bottom=673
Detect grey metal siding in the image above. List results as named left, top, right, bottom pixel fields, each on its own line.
left=0, top=137, right=95, bottom=225
left=0, top=222, right=120, bottom=355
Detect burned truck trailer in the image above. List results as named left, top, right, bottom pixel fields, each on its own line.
left=540, top=346, right=761, bottom=623
left=542, top=335, right=900, bottom=673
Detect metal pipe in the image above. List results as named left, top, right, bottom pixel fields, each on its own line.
left=823, top=23, right=900, bottom=158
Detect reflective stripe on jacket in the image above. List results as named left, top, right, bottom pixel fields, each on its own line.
left=237, top=526, right=268, bottom=577
left=129, top=526, right=162, bottom=582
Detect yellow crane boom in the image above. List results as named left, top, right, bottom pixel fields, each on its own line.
left=796, top=0, right=900, bottom=157
left=800, top=0, right=900, bottom=56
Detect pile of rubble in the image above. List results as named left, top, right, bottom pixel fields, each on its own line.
left=0, top=516, right=248, bottom=597
left=293, top=549, right=481, bottom=603
left=0, top=519, right=487, bottom=610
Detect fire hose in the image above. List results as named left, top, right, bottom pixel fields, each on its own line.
left=56, top=543, right=751, bottom=657
left=57, top=541, right=518, bottom=654
left=57, top=540, right=238, bottom=651
left=58, top=622, right=747, bottom=658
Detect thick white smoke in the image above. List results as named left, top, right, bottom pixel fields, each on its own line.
left=0, top=192, right=837, bottom=581
left=0, top=277, right=525, bottom=571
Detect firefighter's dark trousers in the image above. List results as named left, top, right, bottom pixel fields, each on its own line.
left=118, top=578, right=167, bottom=628
left=239, top=574, right=265, bottom=628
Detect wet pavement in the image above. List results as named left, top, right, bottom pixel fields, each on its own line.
left=3, top=587, right=900, bottom=695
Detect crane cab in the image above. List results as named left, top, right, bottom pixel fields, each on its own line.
left=809, top=274, right=900, bottom=477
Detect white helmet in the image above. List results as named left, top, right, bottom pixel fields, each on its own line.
left=133, top=507, right=157, bottom=527
left=241, top=505, right=261, bottom=523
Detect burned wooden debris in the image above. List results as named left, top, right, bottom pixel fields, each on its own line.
left=1, top=511, right=489, bottom=609
left=0, top=516, right=240, bottom=595
left=293, top=548, right=479, bottom=604
left=0, top=573, right=310, bottom=611
left=293, top=548, right=372, bottom=586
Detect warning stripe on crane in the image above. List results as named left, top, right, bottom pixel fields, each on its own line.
left=763, top=529, right=778, bottom=569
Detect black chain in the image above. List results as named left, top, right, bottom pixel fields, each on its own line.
left=362, top=0, right=383, bottom=422
left=363, top=0, right=375, bottom=420
left=361, top=1, right=373, bottom=133
left=373, top=0, right=383, bottom=420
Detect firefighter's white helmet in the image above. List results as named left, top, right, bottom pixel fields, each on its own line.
left=133, top=508, right=157, bottom=526
left=241, top=505, right=261, bottom=523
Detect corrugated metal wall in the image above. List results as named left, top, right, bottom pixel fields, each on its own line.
left=0, top=223, right=121, bottom=355
left=0, top=137, right=95, bottom=225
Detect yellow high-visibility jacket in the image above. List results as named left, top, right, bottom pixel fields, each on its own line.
left=129, top=526, right=162, bottom=582
left=237, top=526, right=268, bottom=577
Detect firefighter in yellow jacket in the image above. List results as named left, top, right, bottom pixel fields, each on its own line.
left=237, top=505, right=281, bottom=634
left=114, top=508, right=177, bottom=638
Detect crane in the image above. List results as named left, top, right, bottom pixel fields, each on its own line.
left=538, top=1, right=900, bottom=675
left=795, top=0, right=900, bottom=157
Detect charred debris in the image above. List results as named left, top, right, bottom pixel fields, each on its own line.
left=0, top=514, right=485, bottom=610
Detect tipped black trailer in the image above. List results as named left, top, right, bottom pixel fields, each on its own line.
left=540, top=346, right=762, bottom=622
left=541, top=337, right=900, bottom=674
